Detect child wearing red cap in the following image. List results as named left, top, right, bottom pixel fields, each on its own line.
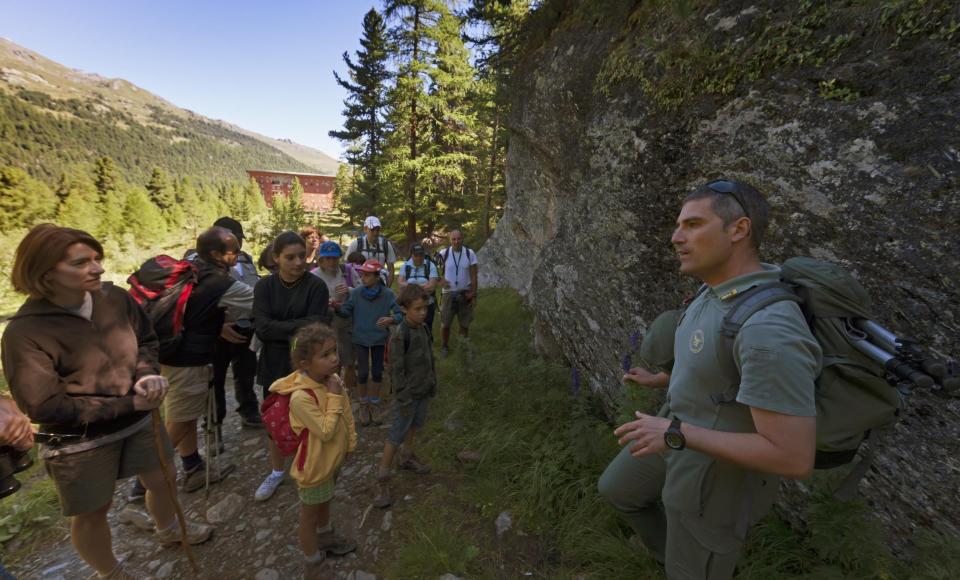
left=334, top=260, right=402, bottom=425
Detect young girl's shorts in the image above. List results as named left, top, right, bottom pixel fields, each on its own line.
left=298, top=478, right=335, bottom=505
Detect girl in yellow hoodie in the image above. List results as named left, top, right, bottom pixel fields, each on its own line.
left=269, top=323, right=358, bottom=570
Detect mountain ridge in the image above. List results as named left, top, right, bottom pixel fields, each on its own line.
left=0, top=37, right=340, bottom=177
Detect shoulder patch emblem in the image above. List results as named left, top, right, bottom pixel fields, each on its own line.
left=689, top=329, right=705, bottom=354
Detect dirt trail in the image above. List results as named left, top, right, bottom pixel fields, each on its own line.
left=10, top=380, right=429, bottom=580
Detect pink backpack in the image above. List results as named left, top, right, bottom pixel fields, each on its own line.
left=261, top=389, right=319, bottom=471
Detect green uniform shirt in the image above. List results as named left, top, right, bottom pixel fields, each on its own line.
left=662, top=265, right=821, bottom=543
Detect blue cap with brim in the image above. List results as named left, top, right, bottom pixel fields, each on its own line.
left=318, top=241, right=342, bottom=258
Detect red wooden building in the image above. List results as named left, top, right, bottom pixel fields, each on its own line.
left=246, top=169, right=336, bottom=213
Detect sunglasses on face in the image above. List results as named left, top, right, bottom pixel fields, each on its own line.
left=705, top=180, right=749, bottom=218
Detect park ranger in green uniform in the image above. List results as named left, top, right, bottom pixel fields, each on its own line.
left=598, top=179, right=822, bottom=579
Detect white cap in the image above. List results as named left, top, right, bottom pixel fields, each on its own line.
left=363, top=216, right=382, bottom=229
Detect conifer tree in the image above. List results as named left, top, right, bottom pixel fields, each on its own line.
left=329, top=8, right=390, bottom=217
left=269, top=192, right=289, bottom=237
left=0, top=166, right=57, bottom=231
left=146, top=168, right=175, bottom=212
left=422, top=4, right=479, bottom=233
left=383, top=0, right=446, bottom=243
left=56, top=167, right=100, bottom=234
left=93, top=156, right=125, bottom=241
left=286, top=178, right=306, bottom=231
left=123, top=187, right=166, bottom=240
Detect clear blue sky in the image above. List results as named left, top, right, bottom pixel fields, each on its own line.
left=0, top=0, right=384, bottom=159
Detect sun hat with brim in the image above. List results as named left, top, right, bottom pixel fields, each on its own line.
left=357, top=259, right=382, bottom=273
left=639, top=309, right=683, bottom=373
left=318, top=241, right=342, bottom=258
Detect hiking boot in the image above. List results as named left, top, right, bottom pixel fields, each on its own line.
left=373, top=478, right=392, bottom=509
left=358, top=403, right=372, bottom=427
left=255, top=471, right=285, bottom=502
left=368, top=403, right=384, bottom=426
left=399, top=454, right=431, bottom=475
left=316, top=528, right=357, bottom=556
left=127, top=479, right=146, bottom=504
left=241, top=413, right=264, bottom=429
left=117, top=505, right=154, bottom=531
left=155, top=519, right=214, bottom=546
left=182, top=460, right=235, bottom=493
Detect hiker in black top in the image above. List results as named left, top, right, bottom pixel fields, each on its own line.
left=346, top=215, right=397, bottom=286
left=253, top=231, right=331, bottom=502
left=160, top=227, right=253, bottom=493
left=209, top=216, right=262, bottom=432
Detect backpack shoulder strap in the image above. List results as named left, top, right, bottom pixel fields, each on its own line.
left=712, top=282, right=802, bottom=404
left=403, top=322, right=412, bottom=354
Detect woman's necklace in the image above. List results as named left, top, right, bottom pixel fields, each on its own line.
left=279, top=274, right=303, bottom=289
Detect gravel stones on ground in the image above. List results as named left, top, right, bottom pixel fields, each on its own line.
left=206, top=492, right=245, bottom=524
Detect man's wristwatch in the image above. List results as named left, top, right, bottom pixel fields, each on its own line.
left=664, top=417, right=686, bottom=451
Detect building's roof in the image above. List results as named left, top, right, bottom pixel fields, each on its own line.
left=246, top=169, right=337, bottom=178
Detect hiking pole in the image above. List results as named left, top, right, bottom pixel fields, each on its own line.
left=150, top=409, right=199, bottom=572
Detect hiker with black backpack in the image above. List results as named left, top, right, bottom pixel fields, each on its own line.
left=345, top=216, right=397, bottom=286
left=598, top=180, right=822, bottom=579
left=2, top=225, right=213, bottom=579
left=438, top=229, right=479, bottom=358
left=397, top=243, right=441, bottom=340
left=156, top=227, right=253, bottom=494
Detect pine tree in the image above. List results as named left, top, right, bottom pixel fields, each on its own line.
left=383, top=0, right=447, bottom=244
left=56, top=167, right=100, bottom=234
left=122, top=187, right=166, bottom=240
left=329, top=8, right=390, bottom=217
left=422, top=4, right=480, bottom=233
left=146, top=168, right=176, bottom=212
left=269, top=192, right=289, bottom=237
left=0, top=166, right=58, bottom=231
left=286, top=178, right=306, bottom=231
left=93, top=156, right=125, bottom=241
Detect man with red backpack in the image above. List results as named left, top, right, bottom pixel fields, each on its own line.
left=159, top=227, right=254, bottom=493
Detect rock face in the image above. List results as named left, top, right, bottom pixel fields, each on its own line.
left=480, top=0, right=960, bottom=555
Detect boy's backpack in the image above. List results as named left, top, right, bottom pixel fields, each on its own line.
left=709, top=257, right=902, bottom=497
left=127, top=255, right=198, bottom=360
left=261, top=388, right=320, bottom=471
left=385, top=321, right=433, bottom=365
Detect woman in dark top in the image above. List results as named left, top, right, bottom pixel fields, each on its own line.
left=253, top=230, right=331, bottom=501
left=1, top=224, right=211, bottom=579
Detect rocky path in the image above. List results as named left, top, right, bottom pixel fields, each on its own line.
left=10, top=381, right=432, bottom=580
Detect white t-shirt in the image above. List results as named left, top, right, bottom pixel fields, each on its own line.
left=440, top=246, right=478, bottom=293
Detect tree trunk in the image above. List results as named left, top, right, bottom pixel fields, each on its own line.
left=483, top=109, right=501, bottom=240
left=405, top=7, right=421, bottom=245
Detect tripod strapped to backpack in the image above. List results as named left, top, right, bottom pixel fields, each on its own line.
left=848, top=319, right=959, bottom=396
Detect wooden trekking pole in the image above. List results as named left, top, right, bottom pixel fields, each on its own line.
left=151, top=408, right=199, bottom=572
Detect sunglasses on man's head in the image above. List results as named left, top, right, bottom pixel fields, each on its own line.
left=705, top=180, right=748, bottom=217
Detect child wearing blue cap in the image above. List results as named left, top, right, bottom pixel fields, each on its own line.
left=311, top=241, right=357, bottom=395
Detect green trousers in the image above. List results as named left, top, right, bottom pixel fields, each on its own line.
left=598, top=446, right=743, bottom=580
